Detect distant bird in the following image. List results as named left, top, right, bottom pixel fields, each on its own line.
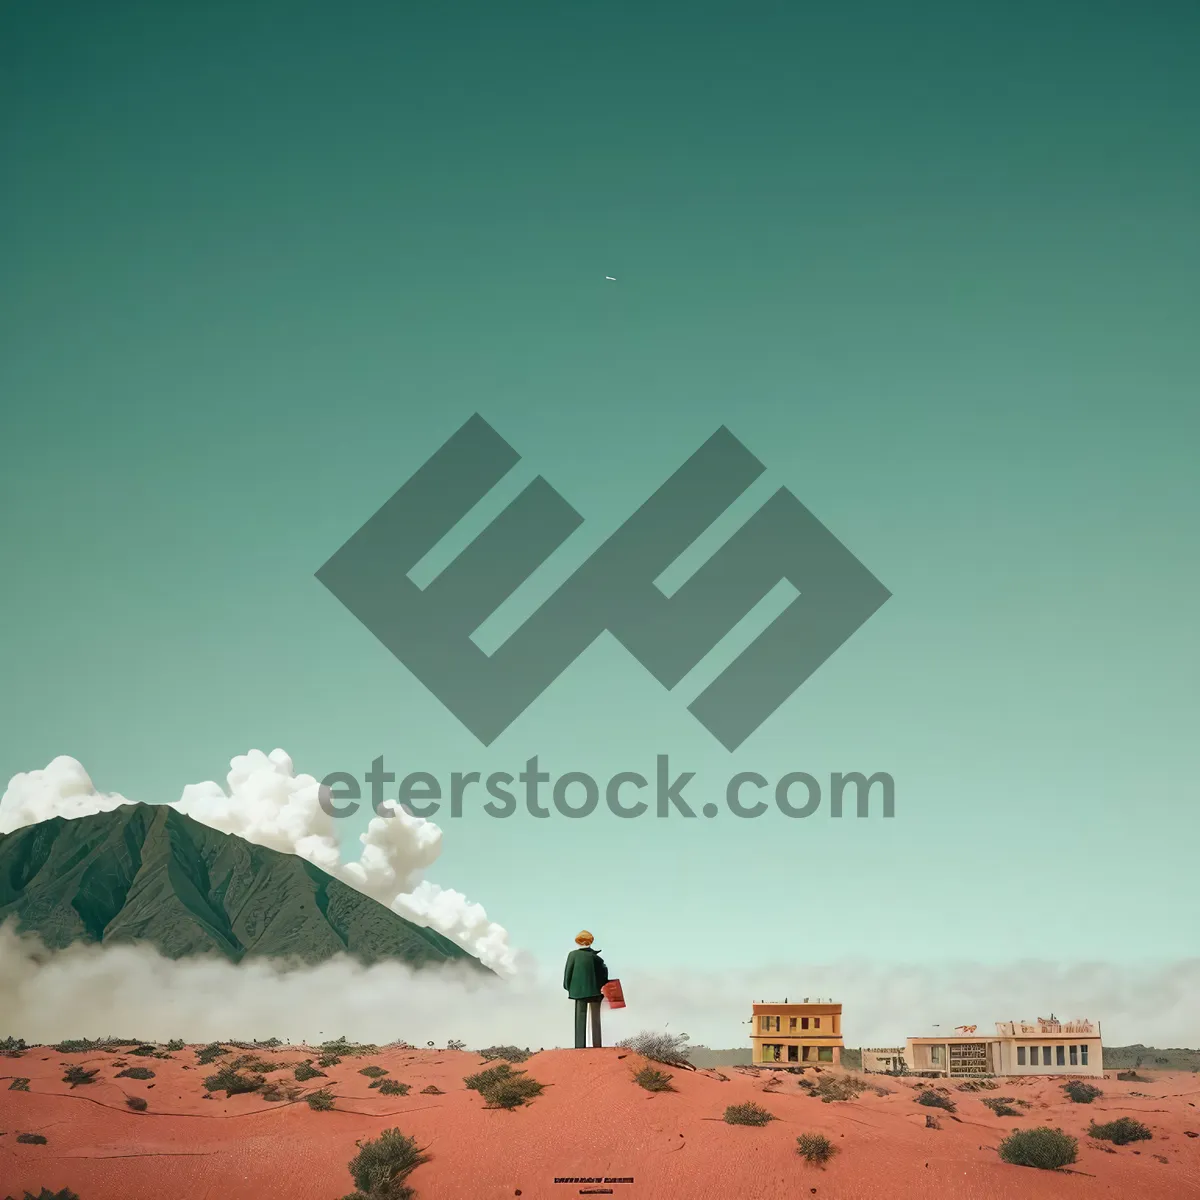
left=605, top=276, right=616, bottom=281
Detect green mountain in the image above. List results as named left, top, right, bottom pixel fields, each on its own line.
left=0, top=803, right=489, bottom=971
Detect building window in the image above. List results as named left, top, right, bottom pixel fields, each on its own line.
left=1080, top=1044, right=1088, bottom=1066
left=801, top=1017, right=809, bottom=1029
left=788, top=1045, right=799, bottom=1062
left=1042, top=1046, right=1052, bottom=1066
left=789, top=1017, right=797, bottom=1031
left=1056, top=1046, right=1065, bottom=1066
left=1017, top=1046, right=1026, bottom=1066
left=1070, top=1045, right=1078, bottom=1066
left=818, top=1046, right=833, bottom=1062
left=760, top=1016, right=770, bottom=1032
left=930, top=1046, right=943, bottom=1065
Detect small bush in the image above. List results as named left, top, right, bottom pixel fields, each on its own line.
left=476, top=1045, right=531, bottom=1064
left=16, top=1132, right=48, bottom=1144
left=116, top=1067, right=155, bottom=1080
left=165, top=1039, right=185, bottom=1051
left=321, top=1036, right=376, bottom=1058
left=982, top=1097, right=1022, bottom=1117
left=7, top=1189, right=81, bottom=1200
left=957, top=1079, right=998, bottom=1092
left=53, top=1038, right=122, bottom=1054
left=796, top=1132, right=837, bottom=1165
left=634, top=1066, right=675, bottom=1092
left=196, top=1043, right=229, bottom=1066
left=915, top=1089, right=956, bottom=1112
left=231, top=1054, right=282, bottom=1073
left=373, top=1079, right=410, bottom=1096
left=128, top=1045, right=159, bottom=1057
left=260, top=1080, right=302, bottom=1103
left=359, top=1065, right=389, bottom=1078
left=1063, top=1080, right=1102, bottom=1104
left=1088, top=1117, right=1152, bottom=1145
left=806, top=1074, right=868, bottom=1103
left=342, top=1126, right=429, bottom=1200
left=125, top=1096, right=148, bottom=1112
left=464, top=1062, right=543, bottom=1109
left=615, top=1031, right=692, bottom=1069
left=1117, top=1071, right=1148, bottom=1082
left=998, top=1126, right=1078, bottom=1169
left=9, top=1077, right=31, bottom=1091
left=419, top=1085, right=443, bottom=1094
left=204, top=1066, right=265, bottom=1097
left=306, top=1088, right=336, bottom=1111
left=724, top=1102, right=776, bottom=1127
left=294, top=1061, right=326, bottom=1082
left=1, top=1036, right=27, bottom=1057
left=62, top=1065, right=98, bottom=1088
left=318, top=1054, right=343, bottom=1068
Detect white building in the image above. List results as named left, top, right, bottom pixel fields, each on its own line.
left=905, top=1017, right=1102, bottom=1078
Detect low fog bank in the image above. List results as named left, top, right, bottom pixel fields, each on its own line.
left=2, top=923, right=1196, bottom=1050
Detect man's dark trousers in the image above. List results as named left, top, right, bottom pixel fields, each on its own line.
left=575, top=997, right=602, bottom=1048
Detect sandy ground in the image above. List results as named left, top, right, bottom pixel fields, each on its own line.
left=3, top=1046, right=1199, bottom=1199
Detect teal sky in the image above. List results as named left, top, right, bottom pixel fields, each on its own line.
left=3, top=2, right=1197, bottom=976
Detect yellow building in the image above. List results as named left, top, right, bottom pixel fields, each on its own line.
left=751, top=999, right=843, bottom=1066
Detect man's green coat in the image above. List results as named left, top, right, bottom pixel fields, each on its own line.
left=563, top=946, right=609, bottom=1000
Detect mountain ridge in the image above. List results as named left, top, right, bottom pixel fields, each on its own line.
left=0, top=803, right=488, bottom=971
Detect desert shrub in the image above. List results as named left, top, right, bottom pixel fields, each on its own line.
left=342, top=1126, right=429, bottom=1200
left=321, top=1036, right=376, bottom=1058
left=1116, top=1071, right=1148, bottom=1082
left=464, top=1062, right=543, bottom=1109
left=318, top=1054, right=342, bottom=1067
left=808, top=1074, right=868, bottom=1103
left=998, top=1126, right=1078, bottom=1169
left=982, top=1097, right=1022, bottom=1117
left=360, top=1066, right=389, bottom=1078
left=62, top=1065, right=98, bottom=1088
left=255, top=1038, right=283, bottom=1049
left=9, top=1077, right=31, bottom=1091
left=204, top=1066, right=265, bottom=1097
left=128, top=1045, right=159, bottom=1057
left=464, top=1063, right=518, bottom=1092
left=476, top=1045, right=532, bottom=1064
left=1088, top=1117, right=1151, bottom=1145
left=116, top=1067, right=155, bottom=1080
left=1062, top=1080, right=1102, bottom=1104
left=294, top=1061, right=326, bottom=1082
left=6, top=1189, right=82, bottom=1200
left=16, top=1132, right=48, bottom=1144
left=419, top=1085, right=443, bottom=1095
left=915, top=1089, right=956, bottom=1112
left=724, top=1102, right=776, bottom=1126
left=260, top=1080, right=302, bottom=1103
left=125, top=1096, right=148, bottom=1112
left=53, top=1038, right=124, bottom=1053
left=957, top=1079, right=998, bottom=1092
left=231, top=1054, right=283, bottom=1073
left=615, top=1031, right=693, bottom=1069
left=446, top=1039, right=466, bottom=1052
left=372, top=1079, right=410, bottom=1096
left=796, top=1132, right=837, bottom=1164
left=306, top=1088, right=336, bottom=1111
left=196, top=1043, right=229, bottom=1065
left=165, top=1039, right=185, bottom=1051
left=634, top=1066, right=675, bottom=1092
left=1, top=1036, right=27, bottom=1057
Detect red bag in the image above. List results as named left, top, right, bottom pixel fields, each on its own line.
left=601, top=979, right=625, bottom=1009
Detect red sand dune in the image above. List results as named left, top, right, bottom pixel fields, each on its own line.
left=3, top=1046, right=1200, bottom=1199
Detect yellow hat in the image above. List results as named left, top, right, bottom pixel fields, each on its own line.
left=575, top=930, right=594, bottom=945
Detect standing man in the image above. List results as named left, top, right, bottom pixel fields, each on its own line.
left=564, top=930, right=609, bottom=1048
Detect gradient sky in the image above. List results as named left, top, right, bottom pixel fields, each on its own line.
left=3, top=2, right=1197, bottom=981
